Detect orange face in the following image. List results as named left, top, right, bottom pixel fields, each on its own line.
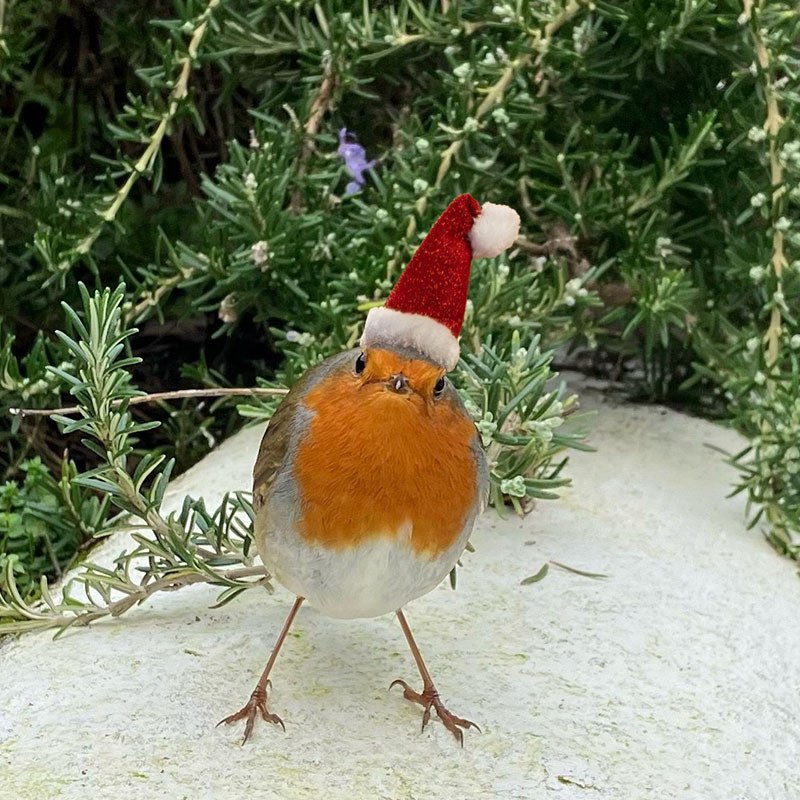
left=359, top=348, right=445, bottom=407
left=293, top=348, right=479, bottom=557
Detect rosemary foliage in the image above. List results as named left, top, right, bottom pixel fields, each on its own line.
left=0, top=286, right=269, bottom=634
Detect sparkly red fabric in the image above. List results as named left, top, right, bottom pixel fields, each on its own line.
left=386, top=193, right=479, bottom=337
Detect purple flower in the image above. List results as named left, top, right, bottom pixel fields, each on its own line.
left=338, top=128, right=375, bottom=195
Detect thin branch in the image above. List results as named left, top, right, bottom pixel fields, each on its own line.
left=11, top=566, right=268, bottom=632
left=748, top=2, right=786, bottom=372
left=290, top=60, right=335, bottom=214
left=744, top=1, right=789, bottom=546
left=73, top=0, right=221, bottom=257
left=124, top=270, right=189, bottom=323
left=10, top=387, right=288, bottom=419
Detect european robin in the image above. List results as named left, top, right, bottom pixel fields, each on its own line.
left=220, top=194, right=520, bottom=745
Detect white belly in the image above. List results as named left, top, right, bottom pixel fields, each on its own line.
left=258, top=520, right=469, bottom=619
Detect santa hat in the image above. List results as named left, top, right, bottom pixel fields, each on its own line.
left=360, top=194, right=520, bottom=370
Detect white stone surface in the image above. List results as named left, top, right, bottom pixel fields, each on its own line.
left=1, top=390, right=799, bottom=799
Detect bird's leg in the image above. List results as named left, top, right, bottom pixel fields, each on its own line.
left=217, top=596, right=304, bottom=744
left=390, top=608, right=480, bottom=746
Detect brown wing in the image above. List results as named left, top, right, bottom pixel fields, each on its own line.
left=252, top=379, right=305, bottom=513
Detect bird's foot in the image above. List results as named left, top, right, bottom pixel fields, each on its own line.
left=390, top=678, right=480, bottom=746
left=217, top=681, right=285, bottom=745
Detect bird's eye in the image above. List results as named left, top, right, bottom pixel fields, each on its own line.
left=434, top=376, right=446, bottom=396
left=354, top=352, right=366, bottom=374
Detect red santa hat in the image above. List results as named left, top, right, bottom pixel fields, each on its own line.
left=360, top=194, right=520, bottom=370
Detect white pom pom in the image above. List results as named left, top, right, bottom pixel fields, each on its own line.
left=468, top=202, right=520, bottom=259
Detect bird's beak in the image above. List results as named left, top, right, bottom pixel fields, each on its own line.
left=385, top=373, right=410, bottom=394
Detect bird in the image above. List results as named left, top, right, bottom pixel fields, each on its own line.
left=219, top=193, right=520, bottom=745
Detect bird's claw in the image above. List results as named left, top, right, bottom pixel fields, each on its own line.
left=389, top=679, right=480, bottom=746
left=217, top=683, right=285, bottom=744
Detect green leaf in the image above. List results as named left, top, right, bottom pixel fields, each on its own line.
left=520, top=564, right=549, bottom=585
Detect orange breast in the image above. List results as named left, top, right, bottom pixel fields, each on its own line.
left=293, top=366, right=478, bottom=557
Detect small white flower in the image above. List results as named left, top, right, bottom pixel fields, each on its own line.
left=790, top=334, right=800, bottom=350
left=656, top=236, right=673, bottom=258
left=285, top=330, right=314, bottom=346
left=375, top=208, right=389, bottom=221
left=775, top=216, right=791, bottom=232
left=492, top=107, right=509, bottom=125
left=463, top=116, right=479, bottom=133
left=749, top=266, right=765, bottom=282
left=749, top=61, right=758, bottom=76
left=747, top=126, right=767, bottom=143
left=498, top=263, right=510, bottom=280
left=476, top=413, right=497, bottom=446
left=750, top=192, right=766, bottom=208
left=754, top=371, right=766, bottom=385
left=465, top=298, right=474, bottom=315
left=746, top=336, right=760, bottom=352
left=483, top=51, right=496, bottom=65
left=716, top=79, right=726, bottom=91
left=250, top=240, right=269, bottom=268
left=556, top=153, right=565, bottom=163
left=244, top=172, right=258, bottom=191
left=533, top=256, right=546, bottom=272
left=500, top=475, right=527, bottom=498
left=564, top=295, right=576, bottom=307
left=565, top=278, right=583, bottom=295
left=218, top=293, right=238, bottom=324
left=31, top=145, right=40, bottom=156
left=572, top=19, right=594, bottom=54
left=453, top=62, right=471, bottom=81
left=415, top=138, right=430, bottom=152
left=508, top=314, right=522, bottom=327
left=55, top=176, right=66, bottom=186
left=249, top=129, right=260, bottom=149
left=780, top=141, right=800, bottom=166
left=413, top=178, right=429, bottom=194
